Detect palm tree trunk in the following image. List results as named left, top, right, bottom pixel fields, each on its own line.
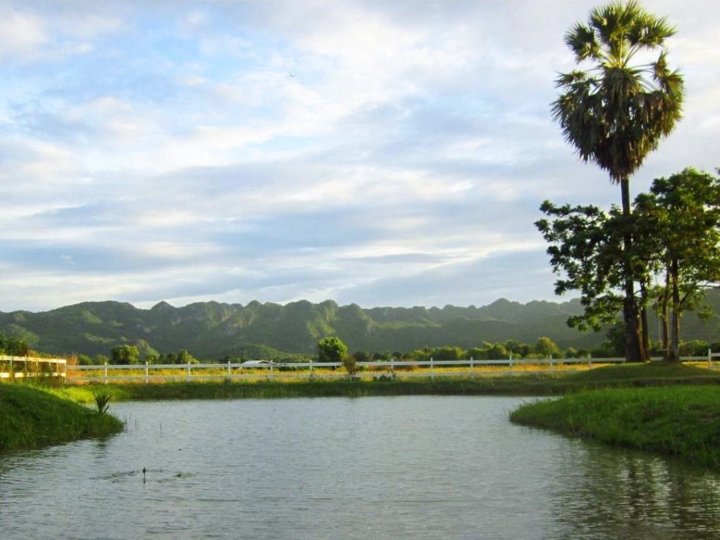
left=621, top=178, right=644, bottom=362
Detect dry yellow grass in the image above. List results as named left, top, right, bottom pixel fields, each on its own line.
left=65, top=361, right=625, bottom=385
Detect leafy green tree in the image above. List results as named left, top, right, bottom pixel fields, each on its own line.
left=317, top=336, right=348, bottom=363
left=536, top=201, right=625, bottom=331
left=432, top=346, right=464, bottom=360
left=635, top=168, right=720, bottom=360
left=535, top=337, right=561, bottom=358
left=110, top=344, right=140, bottom=365
left=176, top=349, right=198, bottom=364
left=483, top=343, right=509, bottom=360
left=504, top=339, right=531, bottom=358
left=552, top=0, right=684, bottom=361
left=410, top=349, right=431, bottom=361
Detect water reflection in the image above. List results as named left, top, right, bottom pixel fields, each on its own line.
left=1, top=397, right=720, bottom=539
left=550, top=438, right=720, bottom=539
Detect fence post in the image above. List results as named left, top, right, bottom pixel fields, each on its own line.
left=104, top=361, right=108, bottom=385
left=309, top=358, right=313, bottom=379
left=227, top=360, right=232, bottom=379
left=145, top=361, right=149, bottom=384
left=430, top=357, right=434, bottom=381
left=709, top=348, right=712, bottom=367
left=186, top=363, right=191, bottom=382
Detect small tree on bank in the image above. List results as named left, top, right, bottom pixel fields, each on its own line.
left=318, top=336, right=348, bottom=362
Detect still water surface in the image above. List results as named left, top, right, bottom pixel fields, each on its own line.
left=2, top=396, right=720, bottom=539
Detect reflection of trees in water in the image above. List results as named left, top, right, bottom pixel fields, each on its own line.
left=549, top=439, right=720, bottom=539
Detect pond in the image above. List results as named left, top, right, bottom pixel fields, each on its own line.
left=2, top=396, right=720, bottom=539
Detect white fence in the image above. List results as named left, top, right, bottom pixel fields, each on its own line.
left=6, top=352, right=719, bottom=385
left=0, top=355, right=67, bottom=381
left=67, top=356, right=631, bottom=385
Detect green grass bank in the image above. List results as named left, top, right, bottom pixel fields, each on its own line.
left=0, top=384, right=124, bottom=452
left=510, top=384, right=720, bottom=469
left=55, top=378, right=554, bottom=403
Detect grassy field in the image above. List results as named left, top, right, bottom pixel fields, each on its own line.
left=65, top=362, right=607, bottom=385
left=510, top=385, right=720, bottom=469
left=0, top=383, right=123, bottom=451
left=51, top=361, right=720, bottom=402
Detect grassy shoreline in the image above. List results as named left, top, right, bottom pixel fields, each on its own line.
left=0, top=384, right=124, bottom=452
left=510, top=385, right=720, bottom=469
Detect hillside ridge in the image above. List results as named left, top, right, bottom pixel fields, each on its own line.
left=1, top=294, right=718, bottom=359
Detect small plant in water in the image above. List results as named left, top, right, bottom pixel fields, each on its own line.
left=93, top=391, right=112, bottom=414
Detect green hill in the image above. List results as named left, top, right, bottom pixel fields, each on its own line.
left=1, top=293, right=719, bottom=360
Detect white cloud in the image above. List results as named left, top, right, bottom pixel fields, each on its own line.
left=0, top=7, right=48, bottom=59
left=0, top=0, right=717, bottom=313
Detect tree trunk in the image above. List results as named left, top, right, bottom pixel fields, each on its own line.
left=639, top=282, right=651, bottom=361
left=660, top=306, right=670, bottom=361
left=660, top=268, right=671, bottom=360
left=670, top=258, right=681, bottom=361
left=641, top=304, right=650, bottom=361
left=620, top=178, right=644, bottom=362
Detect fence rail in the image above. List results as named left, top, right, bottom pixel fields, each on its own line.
left=66, top=356, right=635, bottom=384
left=0, top=355, right=67, bottom=381
left=4, top=352, right=718, bottom=385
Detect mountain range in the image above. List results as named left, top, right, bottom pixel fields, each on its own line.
left=2, top=294, right=719, bottom=359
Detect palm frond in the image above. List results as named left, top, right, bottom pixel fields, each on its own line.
left=552, top=0, right=684, bottom=183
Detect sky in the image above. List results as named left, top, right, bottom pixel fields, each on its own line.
left=1, top=0, right=718, bottom=313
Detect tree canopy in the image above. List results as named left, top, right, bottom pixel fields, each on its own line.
left=537, top=168, right=720, bottom=361
left=110, top=344, right=140, bottom=365
left=317, top=336, right=348, bottom=363
left=552, top=0, right=683, bottom=184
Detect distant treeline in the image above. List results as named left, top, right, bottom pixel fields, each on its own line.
left=69, top=334, right=718, bottom=366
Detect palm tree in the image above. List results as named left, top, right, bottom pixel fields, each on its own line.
left=552, top=0, right=683, bottom=361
